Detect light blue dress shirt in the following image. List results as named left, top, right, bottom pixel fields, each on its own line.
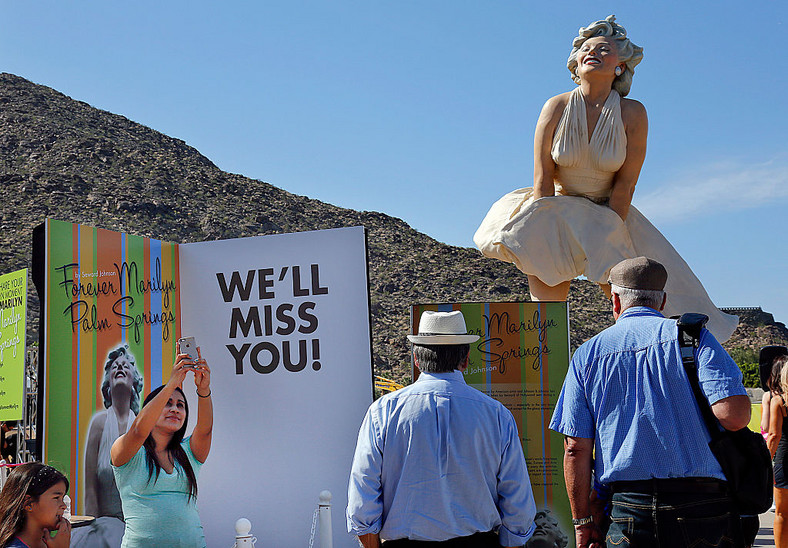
left=549, top=307, right=747, bottom=484
left=347, top=370, right=536, bottom=546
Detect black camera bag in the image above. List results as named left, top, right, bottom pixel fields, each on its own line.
left=677, top=313, right=773, bottom=515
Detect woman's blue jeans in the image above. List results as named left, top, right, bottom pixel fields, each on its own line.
left=606, top=491, right=744, bottom=547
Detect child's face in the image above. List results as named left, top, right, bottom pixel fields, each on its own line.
left=29, top=481, right=67, bottom=530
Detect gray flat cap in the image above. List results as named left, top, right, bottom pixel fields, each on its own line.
left=608, top=256, right=668, bottom=291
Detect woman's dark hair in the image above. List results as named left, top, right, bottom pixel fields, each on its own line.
left=768, top=354, right=788, bottom=395
left=763, top=346, right=788, bottom=393
left=0, top=463, right=69, bottom=546
left=142, top=386, right=198, bottom=501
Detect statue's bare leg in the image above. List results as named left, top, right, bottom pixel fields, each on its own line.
left=527, top=275, right=571, bottom=301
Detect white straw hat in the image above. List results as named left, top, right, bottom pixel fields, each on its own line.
left=407, top=311, right=480, bottom=345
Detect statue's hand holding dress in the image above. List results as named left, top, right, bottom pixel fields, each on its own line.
left=474, top=86, right=737, bottom=341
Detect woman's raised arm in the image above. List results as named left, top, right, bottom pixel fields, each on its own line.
left=189, top=348, right=213, bottom=463
left=609, top=99, right=647, bottom=221
left=110, top=355, right=191, bottom=467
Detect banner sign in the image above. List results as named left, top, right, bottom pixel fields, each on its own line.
left=179, top=227, right=372, bottom=547
left=411, top=302, right=572, bottom=545
left=0, top=268, right=28, bottom=421
left=35, top=220, right=372, bottom=548
left=37, top=219, right=180, bottom=529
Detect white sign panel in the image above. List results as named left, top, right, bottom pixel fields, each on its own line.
left=179, top=227, right=373, bottom=547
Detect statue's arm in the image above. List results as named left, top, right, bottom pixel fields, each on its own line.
left=609, top=99, right=648, bottom=221
left=84, top=412, right=106, bottom=516
left=533, top=95, right=567, bottom=199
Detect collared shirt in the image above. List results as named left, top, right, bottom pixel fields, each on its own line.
left=549, top=307, right=747, bottom=484
left=347, top=370, right=536, bottom=545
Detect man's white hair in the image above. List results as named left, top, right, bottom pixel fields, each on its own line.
left=610, top=283, right=665, bottom=310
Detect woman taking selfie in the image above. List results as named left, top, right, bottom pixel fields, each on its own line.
left=111, top=347, right=212, bottom=548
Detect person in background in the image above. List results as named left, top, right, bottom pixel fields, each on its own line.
left=347, top=310, right=536, bottom=547
left=111, top=346, right=212, bottom=548
left=0, top=463, right=71, bottom=548
left=769, top=355, right=788, bottom=547
left=1, top=422, right=17, bottom=463
left=763, top=347, right=788, bottom=440
left=742, top=347, right=788, bottom=547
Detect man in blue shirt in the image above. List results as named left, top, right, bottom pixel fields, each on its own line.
left=347, top=310, right=537, bottom=547
left=550, top=257, right=751, bottom=548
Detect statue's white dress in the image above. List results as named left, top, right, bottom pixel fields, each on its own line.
left=72, top=406, right=135, bottom=548
left=474, top=87, right=738, bottom=342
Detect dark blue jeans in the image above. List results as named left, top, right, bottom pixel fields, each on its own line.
left=606, top=491, right=744, bottom=547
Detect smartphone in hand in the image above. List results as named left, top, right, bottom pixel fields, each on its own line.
left=177, top=337, right=200, bottom=367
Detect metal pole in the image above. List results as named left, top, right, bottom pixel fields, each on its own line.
left=318, top=490, right=332, bottom=548
left=20, top=347, right=38, bottom=463
left=17, top=350, right=28, bottom=463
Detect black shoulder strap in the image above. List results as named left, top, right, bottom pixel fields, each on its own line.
left=676, top=313, right=722, bottom=440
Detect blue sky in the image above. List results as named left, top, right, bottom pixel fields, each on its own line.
left=2, top=1, right=787, bottom=327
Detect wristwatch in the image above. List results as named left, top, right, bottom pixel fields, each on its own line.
left=572, top=516, right=593, bottom=527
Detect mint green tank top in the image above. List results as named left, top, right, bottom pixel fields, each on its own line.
left=112, top=437, right=206, bottom=547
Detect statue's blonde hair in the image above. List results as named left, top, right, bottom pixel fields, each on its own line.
left=567, top=15, right=643, bottom=97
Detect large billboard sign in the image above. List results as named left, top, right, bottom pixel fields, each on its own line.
left=34, top=220, right=372, bottom=548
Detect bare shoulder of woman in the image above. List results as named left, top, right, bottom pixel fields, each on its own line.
left=772, top=393, right=787, bottom=415
left=620, top=97, right=648, bottom=124
left=535, top=93, right=572, bottom=138
left=87, top=409, right=108, bottom=435
left=541, top=92, right=571, bottom=116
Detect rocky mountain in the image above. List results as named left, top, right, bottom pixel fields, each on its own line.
left=2, top=73, right=786, bottom=384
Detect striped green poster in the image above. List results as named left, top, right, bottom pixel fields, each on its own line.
left=411, top=301, right=572, bottom=546
left=37, top=219, right=180, bottom=515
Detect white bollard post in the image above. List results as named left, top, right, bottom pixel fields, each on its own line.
left=318, top=490, right=333, bottom=548
left=234, top=517, right=256, bottom=547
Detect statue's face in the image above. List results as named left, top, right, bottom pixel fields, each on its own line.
left=109, top=354, right=135, bottom=391
left=526, top=512, right=566, bottom=548
left=576, top=36, right=621, bottom=81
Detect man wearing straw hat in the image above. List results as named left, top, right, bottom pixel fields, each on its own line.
left=549, top=257, right=751, bottom=548
left=347, top=310, right=537, bottom=547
